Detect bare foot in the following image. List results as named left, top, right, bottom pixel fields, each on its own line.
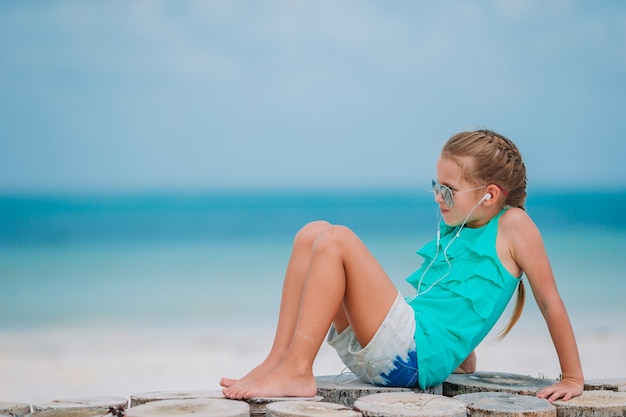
left=453, top=350, right=476, bottom=374
left=222, top=363, right=317, bottom=400
left=219, top=356, right=282, bottom=388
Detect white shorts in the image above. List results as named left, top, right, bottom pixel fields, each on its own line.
left=327, top=292, right=419, bottom=387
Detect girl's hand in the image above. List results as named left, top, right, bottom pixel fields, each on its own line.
left=536, top=378, right=584, bottom=402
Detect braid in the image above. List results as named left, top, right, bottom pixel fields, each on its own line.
left=442, top=129, right=527, bottom=209
left=441, top=128, right=528, bottom=341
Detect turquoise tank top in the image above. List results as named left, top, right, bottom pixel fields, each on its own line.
left=406, top=210, right=520, bottom=389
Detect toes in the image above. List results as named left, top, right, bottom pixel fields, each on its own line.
left=220, top=377, right=237, bottom=388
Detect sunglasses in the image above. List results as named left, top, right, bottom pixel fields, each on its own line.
left=432, top=179, right=509, bottom=207
left=431, top=179, right=486, bottom=207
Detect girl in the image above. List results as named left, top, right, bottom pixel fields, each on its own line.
left=221, top=129, right=584, bottom=402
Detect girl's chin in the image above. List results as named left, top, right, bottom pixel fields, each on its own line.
left=440, top=213, right=462, bottom=227
left=439, top=210, right=451, bottom=219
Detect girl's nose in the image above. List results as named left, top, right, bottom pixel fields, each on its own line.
left=433, top=189, right=445, bottom=204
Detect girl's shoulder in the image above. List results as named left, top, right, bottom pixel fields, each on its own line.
left=498, top=207, right=542, bottom=245
left=499, top=206, right=530, bottom=224
left=497, top=207, right=539, bottom=278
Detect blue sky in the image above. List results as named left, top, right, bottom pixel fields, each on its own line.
left=1, top=1, right=624, bottom=193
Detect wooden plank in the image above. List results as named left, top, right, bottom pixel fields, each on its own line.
left=0, top=402, right=31, bottom=417
left=32, top=397, right=128, bottom=413
left=266, top=401, right=361, bottom=417
left=553, top=390, right=626, bottom=417
left=316, top=375, right=442, bottom=408
left=25, top=410, right=111, bottom=417
left=584, top=379, right=626, bottom=393
left=129, top=390, right=224, bottom=407
left=443, top=372, right=555, bottom=397
left=246, top=396, right=323, bottom=417
left=354, top=392, right=467, bottom=417
left=125, top=398, right=249, bottom=417
left=454, top=392, right=556, bottom=417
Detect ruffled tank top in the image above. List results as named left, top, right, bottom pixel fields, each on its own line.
left=406, top=209, right=520, bottom=389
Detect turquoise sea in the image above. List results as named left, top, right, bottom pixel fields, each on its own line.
left=1, top=189, right=625, bottom=331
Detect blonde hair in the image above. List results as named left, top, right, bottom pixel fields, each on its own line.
left=442, top=129, right=527, bottom=340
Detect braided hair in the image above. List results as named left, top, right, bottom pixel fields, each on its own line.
left=441, top=129, right=527, bottom=210
left=441, top=129, right=527, bottom=340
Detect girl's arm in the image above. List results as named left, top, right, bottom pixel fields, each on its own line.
left=501, top=209, right=584, bottom=402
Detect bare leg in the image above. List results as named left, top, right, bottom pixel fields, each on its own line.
left=223, top=225, right=399, bottom=399
left=453, top=351, right=476, bottom=374
left=220, top=221, right=332, bottom=387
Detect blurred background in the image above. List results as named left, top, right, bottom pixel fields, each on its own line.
left=0, top=0, right=625, bottom=403
left=1, top=0, right=625, bottom=192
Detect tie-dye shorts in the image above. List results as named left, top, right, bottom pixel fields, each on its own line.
left=326, top=292, right=419, bottom=388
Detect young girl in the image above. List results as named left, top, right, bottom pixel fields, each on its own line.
left=221, top=129, right=584, bottom=402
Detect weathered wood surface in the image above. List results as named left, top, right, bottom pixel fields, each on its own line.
left=129, top=390, right=224, bottom=407
left=316, top=375, right=442, bottom=407
left=454, top=392, right=556, bottom=417
left=553, top=390, right=626, bottom=417
left=266, top=401, right=361, bottom=417
left=354, top=392, right=467, bottom=417
left=125, top=398, right=249, bottom=417
left=246, top=396, right=322, bottom=417
left=584, top=379, right=626, bottom=393
left=0, top=402, right=31, bottom=417
left=443, top=372, right=555, bottom=397
left=25, top=410, right=111, bottom=417
left=32, top=397, right=128, bottom=412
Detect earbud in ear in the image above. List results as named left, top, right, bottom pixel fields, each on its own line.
left=483, top=193, right=493, bottom=201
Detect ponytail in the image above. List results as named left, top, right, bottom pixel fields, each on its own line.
left=495, top=279, right=525, bottom=342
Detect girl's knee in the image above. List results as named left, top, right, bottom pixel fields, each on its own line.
left=312, top=224, right=355, bottom=255
left=294, top=220, right=332, bottom=247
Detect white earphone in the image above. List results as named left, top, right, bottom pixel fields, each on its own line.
left=411, top=191, right=494, bottom=300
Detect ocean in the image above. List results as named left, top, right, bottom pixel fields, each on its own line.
left=0, top=189, right=625, bottom=402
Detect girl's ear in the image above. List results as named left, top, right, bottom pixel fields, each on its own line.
left=484, top=184, right=503, bottom=206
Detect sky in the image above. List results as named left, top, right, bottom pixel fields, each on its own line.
left=0, top=0, right=625, bottom=193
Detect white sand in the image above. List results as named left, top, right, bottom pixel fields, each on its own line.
left=1, top=317, right=624, bottom=405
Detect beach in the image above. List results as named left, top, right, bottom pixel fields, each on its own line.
left=1, top=314, right=624, bottom=404
left=1, top=190, right=624, bottom=404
